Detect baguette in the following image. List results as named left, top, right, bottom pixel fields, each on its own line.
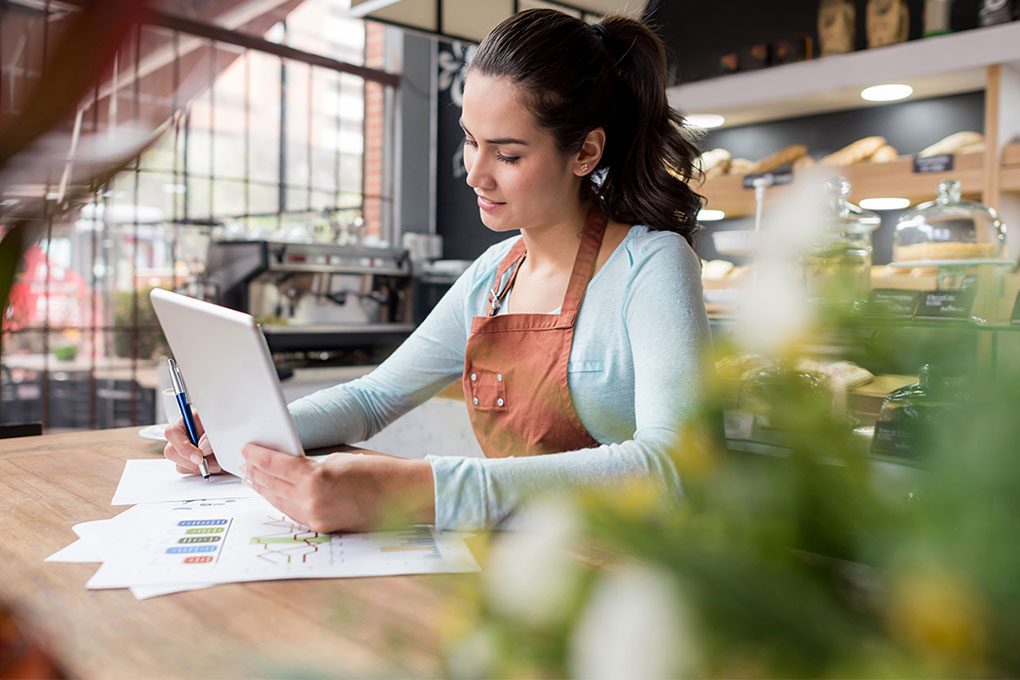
left=869, top=144, right=899, bottom=163
left=793, top=155, right=816, bottom=170
left=918, top=131, right=983, bottom=158
left=819, top=136, right=886, bottom=166
left=698, top=147, right=731, bottom=174
left=728, top=158, right=755, bottom=175
left=745, top=144, right=808, bottom=174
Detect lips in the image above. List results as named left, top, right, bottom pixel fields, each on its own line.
left=476, top=195, right=505, bottom=211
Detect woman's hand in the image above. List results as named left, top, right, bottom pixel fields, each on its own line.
left=239, top=444, right=435, bottom=533
left=162, top=413, right=223, bottom=476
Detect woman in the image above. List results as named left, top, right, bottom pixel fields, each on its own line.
left=164, top=9, right=710, bottom=533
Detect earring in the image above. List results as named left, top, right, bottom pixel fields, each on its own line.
left=581, top=163, right=589, bottom=173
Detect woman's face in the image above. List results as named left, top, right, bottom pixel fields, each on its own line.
left=460, top=73, right=581, bottom=234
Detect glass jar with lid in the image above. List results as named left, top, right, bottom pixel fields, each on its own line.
left=893, top=179, right=1006, bottom=264
left=801, top=177, right=880, bottom=305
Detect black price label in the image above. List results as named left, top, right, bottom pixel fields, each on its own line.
left=868, top=289, right=920, bottom=317
left=871, top=421, right=916, bottom=458
left=1011, top=290, right=1020, bottom=325
left=913, top=154, right=954, bottom=174
left=742, top=170, right=794, bottom=189
left=915, top=289, right=976, bottom=319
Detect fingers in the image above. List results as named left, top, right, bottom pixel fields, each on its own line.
left=164, top=417, right=221, bottom=475
left=241, top=471, right=301, bottom=524
left=197, top=434, right=221, bottom=474
left=241, top=443, right=313, bottom=483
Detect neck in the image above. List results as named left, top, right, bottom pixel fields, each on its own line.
left=518, top=199, right=591, bottom=274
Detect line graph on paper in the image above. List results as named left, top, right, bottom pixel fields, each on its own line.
left=249, top=516, right=331, bottom=565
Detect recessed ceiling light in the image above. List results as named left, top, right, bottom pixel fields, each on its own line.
left=686, top=113, right=726, bottom=129
left=698, top=209, right=726, bottom=221
left=860, top=84, right=913, bottom=102
left=859, top=197, right=911, bottom=210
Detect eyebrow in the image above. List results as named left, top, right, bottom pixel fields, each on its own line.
left=459, top=119, right=528, bottom=146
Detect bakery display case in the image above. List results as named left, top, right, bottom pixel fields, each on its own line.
left=683, top=21, right=1020, bottom=465
left=892, top=179, right=1007, bottom=263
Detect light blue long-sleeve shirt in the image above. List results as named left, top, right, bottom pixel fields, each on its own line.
left=288, top=225, right=710, bottom=530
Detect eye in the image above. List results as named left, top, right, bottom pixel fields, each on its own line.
left=497, top=153, right=519, bottom=165
left=463, top=136, right=477, bottom=148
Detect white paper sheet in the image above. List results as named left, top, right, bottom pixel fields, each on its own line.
left=73, top=510, right=214, bottom=598
left=45, top=539, right=102, bottom=563
left=85, top=496, right=479, bottom=590
left=111, top=458, right=256, bottom=505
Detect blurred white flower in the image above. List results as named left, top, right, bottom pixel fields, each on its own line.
left=569, top=562, right=698, bottom=680
left=734, top=168, right=833, bottom=356
left=485, top=496, right=582, bottom=627
left=447, top=626, right=498, bottom=679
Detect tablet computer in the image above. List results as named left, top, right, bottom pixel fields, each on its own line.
left=150, top=288, right=304, bottom=476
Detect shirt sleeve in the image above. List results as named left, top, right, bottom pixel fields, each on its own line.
left=427, top=235, right=710, bottom=531
left=288, top=254, right=483, bottom=450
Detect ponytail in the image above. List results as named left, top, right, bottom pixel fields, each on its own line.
left=470, top=9, right=704, bottom=244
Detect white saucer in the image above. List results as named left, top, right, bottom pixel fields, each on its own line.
left=138, top=423, right=169, bottom=442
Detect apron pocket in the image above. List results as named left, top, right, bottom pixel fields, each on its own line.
left=467, top=369, right=507, bottom=411
left=567, top=359, right=604, bottom=374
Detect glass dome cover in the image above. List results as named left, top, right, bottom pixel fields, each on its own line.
left=893, top=180, right=1006, bottom=263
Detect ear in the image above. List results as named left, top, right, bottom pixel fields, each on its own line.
left=573, top=127, right=606, bottom=176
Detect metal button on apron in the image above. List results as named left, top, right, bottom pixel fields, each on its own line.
left=497, top=398, right=504, bottom=406
left=471, top=373, right=477, bottom=381
left=473, top=397, right=479, bottom=405
left=497, top=374, right=502, bottom=381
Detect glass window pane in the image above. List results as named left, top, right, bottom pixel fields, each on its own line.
left=211, top=43, right=248, bottom=180
left=248, top=51, right=281, bottom=185
left=285, top=186, right=311, bottom=215
left=187, top=178, right=212, bottom=221
left=249, top=181, right=278, bottom=217
left=284, top=61, right=311, bottom=191
left=311, top=68, right=339, bottom=194
left=213, top=180, right=247, bottom=219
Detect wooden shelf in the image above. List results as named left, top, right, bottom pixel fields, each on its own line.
left=698, top=145, right=1020, bottom=219
left=668, top=23, right=1020, bottom=127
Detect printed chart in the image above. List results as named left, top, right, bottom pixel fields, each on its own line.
left=86, top=496, right=478, bottom=590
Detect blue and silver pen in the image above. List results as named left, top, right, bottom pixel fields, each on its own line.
left=167, top=358, right=209, bottom=480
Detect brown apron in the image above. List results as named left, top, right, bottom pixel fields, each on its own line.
left=462, top=207, right=606, bottom=458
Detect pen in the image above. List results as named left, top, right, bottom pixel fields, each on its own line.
left=167, top=358, right=210, bottom=481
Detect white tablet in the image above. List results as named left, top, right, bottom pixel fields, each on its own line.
left=150, top=288, right=304, bottom=476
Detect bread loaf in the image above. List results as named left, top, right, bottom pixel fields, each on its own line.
left=819, top=136, right=886, bottom=166
left=746, top=144, right=808, bottom=174
left=698, top=148, right=732, bottom=179
left=918, top=131, right=983, bottom=158
left=870, top=144, right=899, bottom=163
left=728, top=158, right=755, bottom=175
left=793, top=155, right=816, bottom=170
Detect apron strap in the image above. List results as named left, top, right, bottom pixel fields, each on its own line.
left=486, top=239, right=526, bottom=316
left=560, top=207, right=608, bottom=316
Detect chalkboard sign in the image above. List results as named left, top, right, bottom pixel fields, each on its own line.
left=742, top=170, right=794, bottom=189
left=914, top=289, right=976, bottom=319
left=871, top=420, right=916, bottom=458
left=867, top=289, right=921, bottom=317
left=1011, top=290, right=1020, bottom=325
left=913, top=153, right=954, bottom=173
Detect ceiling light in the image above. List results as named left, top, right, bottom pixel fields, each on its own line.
left=859, top=197, right=911, bottom=210
left=698, top=209, right=726, bottom=221
left=860, top=84, right=913, bottom=102
left=685, top=113, right=726, bottom=129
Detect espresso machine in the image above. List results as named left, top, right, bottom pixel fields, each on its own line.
left=203, top=240, right=415, bottom=364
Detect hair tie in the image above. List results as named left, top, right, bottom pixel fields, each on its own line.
left=592, top=22, right=609, bottom=41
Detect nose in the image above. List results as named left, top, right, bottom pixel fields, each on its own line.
left=464, top=149, right=494, bottom=190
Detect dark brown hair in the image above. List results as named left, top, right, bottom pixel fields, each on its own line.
left=468, top=9, right=704, bottom=244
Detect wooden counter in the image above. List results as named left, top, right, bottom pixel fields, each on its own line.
left=0, top=427, right=476, bottom=678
